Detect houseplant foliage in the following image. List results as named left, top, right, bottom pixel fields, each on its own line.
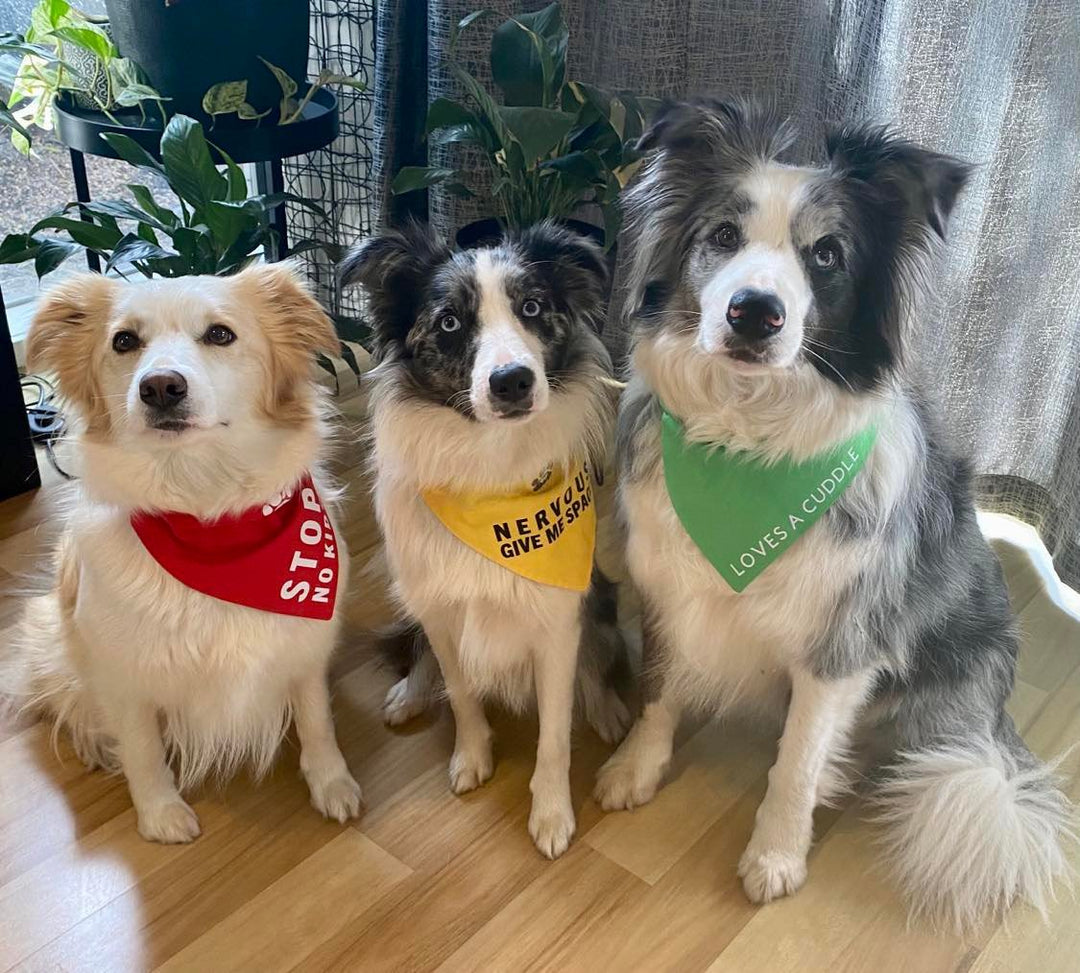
left=1, top=0, right=163, bottom=154
left=0, top=114, right=327, bottom=279
left=391, top=2, right=658, bottom=247
left=202, top=59, right=366, bottom=127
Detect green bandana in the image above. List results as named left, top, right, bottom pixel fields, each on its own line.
left=660, top=410, right=877, bottom=592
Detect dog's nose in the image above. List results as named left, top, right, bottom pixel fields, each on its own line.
left=488, top=364, right=536, bottom=405
left=139, top=370, right=188, bottom=410
left=726, top=288, right=785, bottom=339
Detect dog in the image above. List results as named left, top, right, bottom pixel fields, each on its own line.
left=341, top=221, right=631, bottom=859
left=594, top=97, right=1071, bottom=928
left=7, top=265, right=362, bottom=843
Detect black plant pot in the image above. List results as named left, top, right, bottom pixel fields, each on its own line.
left=104, top=0, right=311, bottom=122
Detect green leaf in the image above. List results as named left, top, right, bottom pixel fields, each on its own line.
left=449, top=63, right=509, bottom=148
left=426, top=97, right=477, bottom=135
left=497, top=106, right=575, bottom=165
left=104, top=233, right=177, bottom=276
left=338, top=341, right=364, bottom=378
left=491, top=2, right=567, bottom=107
left=0, top=233, right=41, bottom=264
left=391, top=166, right=461, bottom=195
left=29, top=214, right=123, bottom=250
left=53, top=25, right=114, bottom=62
left=0, top=104, right=32, bottom=148
left=449, top=9, right=495, bottom=53
left=127, top=184, right=179, bottom=227
left=136, top=222, right=157, bottom=244
left=315, top=71, right=366, bottom=92
left=201, top=200, right=255, bottom=255
left=237, top=102, right=271, bottom=121
left=202, top=80, right=248, bottom=117
left=244, top=192, right=327, bottom=220
left=101, top=132, right=165, bottom=175
left=259, top=57, right=298, bottom=99
left=160, top=114, right=227, bottom=211
left=208, top=143, right=248, bottom=200
left=34, top=237, right=79, bottom=277
left=114, top=82, right=163, bottom=108
left=63, top=198, right=167, bottom=229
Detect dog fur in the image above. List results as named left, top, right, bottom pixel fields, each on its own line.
left=342, top=221, right=631, bottom=859
left=6, top=265, right=361, bottom=843
left=596, top=97, right=1072, bottom=929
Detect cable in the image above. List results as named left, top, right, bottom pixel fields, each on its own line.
left=22, top=374, right=75, bottom=481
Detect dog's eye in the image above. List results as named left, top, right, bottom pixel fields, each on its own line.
left=111, top=330, right=140, bottom=354
left=712, top=222, right=740, bottom=251
left=204, top=324, right=236, bottom=346
left=521, top=299, right=542, bottom=318
left=812, top=238, right=842, bottom=269
left=439, top=314, right=461, bottom=333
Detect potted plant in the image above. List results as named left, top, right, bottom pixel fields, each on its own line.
left=104, top=0, right=311, bottom=121
left=0, top=113, right=364, bottom=379
left=391, top=2, right=658, bottom=251
left=1, top=1, right=164, bottom=153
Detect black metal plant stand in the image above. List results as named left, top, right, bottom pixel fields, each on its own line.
left=53, top=89, right=340, bottom=265
left=0, top=282, right=41, bottom=501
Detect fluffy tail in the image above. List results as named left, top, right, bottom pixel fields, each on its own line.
left=876, top=725, right=1073, bottom=930
left=1, top=593, right=114, bottom=769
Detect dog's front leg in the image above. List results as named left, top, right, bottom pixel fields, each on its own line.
left=738, top=667, right=872, bottom=903
left=423, top=612, right=494, bottom=794
left=594, top=600, right=681, bottom=810
left=528, top=606, right=581, bottom=859
left=292, top=667, right=362, bottom=823
left=110, top=696, right=200, bottom=843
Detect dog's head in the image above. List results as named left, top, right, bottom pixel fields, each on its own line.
left=340, top=220, right=608, bottom=423
left=27, top=263, right=338, bottom=458
left=626, top=97, right=972, bottom=392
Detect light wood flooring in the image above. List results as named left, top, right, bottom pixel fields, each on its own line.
left=1, top=399, right=1079, bottom=972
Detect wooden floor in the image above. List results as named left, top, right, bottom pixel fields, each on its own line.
left=2, top=403, right=1079, bottom=972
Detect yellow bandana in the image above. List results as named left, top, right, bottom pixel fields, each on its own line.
left=421, top=462, right=596, bottom=591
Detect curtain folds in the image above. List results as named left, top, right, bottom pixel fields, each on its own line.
left=371, top=0, right=1080, bottom=589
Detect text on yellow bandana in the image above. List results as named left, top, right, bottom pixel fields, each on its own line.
left=421, top=462, right=596, bottom=591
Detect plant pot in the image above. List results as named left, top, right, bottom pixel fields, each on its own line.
left=104, top=0, right=311, bottom=122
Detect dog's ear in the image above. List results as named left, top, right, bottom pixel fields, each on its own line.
left=513, top=221, right=610, bottom=332
left=828, top=124, right=972, bottom=240
left=232, top=262, right=338, bottom=423
left=27, top=274, right=117, bottom=428
left=637, top=97, right=795, bottom=165
left=339, top=222, right=450, bottom=354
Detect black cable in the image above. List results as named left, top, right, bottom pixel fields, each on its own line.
left=22, top=374, right=75, bottom=481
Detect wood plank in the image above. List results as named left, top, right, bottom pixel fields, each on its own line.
left=157, top=830, right=411, bottom=973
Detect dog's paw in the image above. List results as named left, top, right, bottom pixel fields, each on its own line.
left=587, top=689, right=633, bottom=745
left=448, top=744, right=494, bottom=795
left=529, top=801, right=576, bottom=860
left=136, top=798, right=201, bottom=844
left=383, top=676, right=431, bottom=727
left=737, top=845, right=808, bottom=903
left=593, top=750, right=662, bottom=811
left=309, top=772, right=363, bottom=823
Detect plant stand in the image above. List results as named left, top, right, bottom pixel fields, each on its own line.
left=53, top=89, right=339, bottom=267
left=0, top=282, right=40, bottom=501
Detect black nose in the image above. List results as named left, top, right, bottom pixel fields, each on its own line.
left=726, top=288, right=785, bottom=339
left=488, top=364, right=535, bottom=405
left=139, top=370, right=188, bottom=410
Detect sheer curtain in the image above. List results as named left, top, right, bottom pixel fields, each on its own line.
left=372, top=0, right=1080, bottom=590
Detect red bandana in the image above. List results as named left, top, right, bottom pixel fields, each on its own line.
left=130, top=474, right=339, bottom=620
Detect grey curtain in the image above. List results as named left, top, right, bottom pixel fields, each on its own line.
left=372, top=0, right=1080, bottom=591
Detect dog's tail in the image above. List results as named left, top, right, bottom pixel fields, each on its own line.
left=876, top=716, right=1073, bottom=930
left=1, top=591, right=114, bottom=769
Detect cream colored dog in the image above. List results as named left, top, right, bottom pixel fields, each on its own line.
left=11, top=265, right=361, bottom=843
